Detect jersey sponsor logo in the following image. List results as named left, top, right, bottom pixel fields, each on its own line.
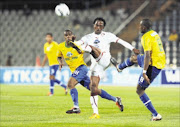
left=46, top=45, right=53, bottom=51
left=65, top=58, right=70, bottom=60
left=94, top=39, right=100, bottom=44
left=72, top=57, right=78, bottom=59
left=66, top=52, right=73, bottom=57
left=65, top=57, right=78, bottom=61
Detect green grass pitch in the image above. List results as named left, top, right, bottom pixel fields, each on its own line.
left=0, top=85, right=179, bottom=127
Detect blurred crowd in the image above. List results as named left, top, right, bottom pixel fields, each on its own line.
left=168, top=30, right=179, bottom=43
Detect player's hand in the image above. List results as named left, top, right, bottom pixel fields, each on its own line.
left=59, top=64, right=63, bottom=71
left=133, top=48, right=140, bottom=55
left=143, top=73, right=150, bottom=85
left=69, top=41, right=82, bottom=54
left=72, top=35, right=76, bottom=42
left=77, top=49, right=82, bottom=54
left=67, top=35, right=76, bottom=42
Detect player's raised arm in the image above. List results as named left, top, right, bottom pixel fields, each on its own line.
left=63, top=30, right=83, bottom=54
left=116, top=38, right=140, bottom=55
left=73, top=35, right=94, bottom=54
left=69, top=41, right=83, bottom=54
left=109, top=33, right=140, bottom=54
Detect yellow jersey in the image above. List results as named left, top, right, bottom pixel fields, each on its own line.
left=57, top=41, right=86, bottom=73
left=141, top=30, right=166, bottom=69
left=44, top=41, right=59, bottom=66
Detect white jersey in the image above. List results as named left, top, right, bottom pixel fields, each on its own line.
left=75, top=31, right=134, bottom=78
left=80, top=31, right=118, bottom=56
left=78, top=31, right=134, bottom=62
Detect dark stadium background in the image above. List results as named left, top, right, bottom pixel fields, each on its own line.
left=0, top=0, right=179, bottom=67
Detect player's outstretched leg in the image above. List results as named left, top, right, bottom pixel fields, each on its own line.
left=111, top=55, right=137, bottom=72
left=89, top=76, right=124, bottom=119
left=100, top=89, right=123, bottom=112
left=80, top=76, right=123, bottom=112
left=66, top=77, right=80, bottom=114
left=136, top=85, right=162, bottom=121
left=116, top=54, right=145, bottom=72
left=118, top=55, right=136, bottom=71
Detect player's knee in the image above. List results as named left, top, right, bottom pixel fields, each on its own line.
left=90, top=84, right=99, bottom=95
left=136, top=89, right=140, bottom=95
left=67, top=83, right=73, bottom=89
left=130, top=55, right=137, bottom=63
left=67, top=80, right=76, bottom=89
left=90, top=84, right=95, bottom=90
left=136, top=88, right=144, bottom=96
left=89, top=45, right=101, bottom=58
left=49, top=75, right=55, bottom=80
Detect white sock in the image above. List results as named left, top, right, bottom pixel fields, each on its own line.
left=74, top=105, right=79, bottom=108
left=90, top=95, right=98, bottom=114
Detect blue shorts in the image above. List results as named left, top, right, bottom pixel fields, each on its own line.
left=137, top=54, right=145, bottom=68
left=49, top=65, right=59, bottom=76
left=72, top=65, right=90, bottom=90
left=137, top=55, right=161, bottom=89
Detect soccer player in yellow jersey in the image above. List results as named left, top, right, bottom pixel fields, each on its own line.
left=42, top=33, right=67, bottom=96
left=57, top=30, right=89, bottom=114
left=117, top=19, right=165, bottom=121
left=57, top=30, right=122, bottom=116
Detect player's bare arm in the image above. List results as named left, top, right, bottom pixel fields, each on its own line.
left=94, top=19, right=140, bottom=56
left=64, top=31, right=82, bottom=54
left=57, top=57, right=63, bottom=71
left=69, top=42, right=82, bottom=54
left=143, top=51, right=151, bottom=84
left=41, top=54, right=48, bottom=67
left=72, top=41, right=101, bottom=58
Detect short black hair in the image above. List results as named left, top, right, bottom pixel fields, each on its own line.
left=46, top=33, right=53, bottom=37
left=64, top=29, right=72, bottom=34
left=141, top=19, right=152, bottom=30
left=93, top=17, right=106, bottom=27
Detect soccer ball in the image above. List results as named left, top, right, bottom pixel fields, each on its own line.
left=55, top=3, right=70, bottom=17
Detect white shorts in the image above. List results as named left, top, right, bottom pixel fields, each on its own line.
left=90, top=52, right=111, bottom=79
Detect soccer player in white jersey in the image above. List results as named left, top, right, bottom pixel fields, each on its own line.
left=74, top=17, right=140, bottom=118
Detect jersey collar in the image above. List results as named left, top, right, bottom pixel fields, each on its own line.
left=65, top=42, right=71, bottom=48
left=142, top=29, right=153, bottom=36
left=93, top=31, right=104, bottom=36
left=46, top=41, right=54, bottom=44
